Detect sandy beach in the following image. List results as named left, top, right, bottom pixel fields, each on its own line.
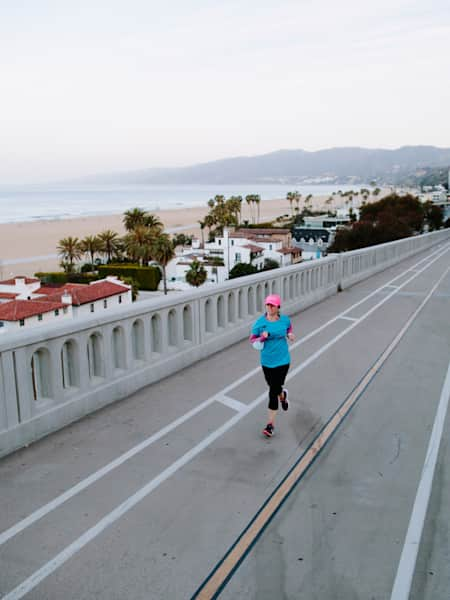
left=0, top=193, right=354, bottom=278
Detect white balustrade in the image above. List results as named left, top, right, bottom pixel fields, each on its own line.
left=0, top=229, right=449, bottom=457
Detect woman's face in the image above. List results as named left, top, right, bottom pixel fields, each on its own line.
left=266, top=303, right=279, bottom=316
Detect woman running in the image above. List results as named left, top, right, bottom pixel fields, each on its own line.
left=250, top=294, right=295, bottom=437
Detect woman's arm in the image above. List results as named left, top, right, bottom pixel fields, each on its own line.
left=287, top=322, right=295, bottom=342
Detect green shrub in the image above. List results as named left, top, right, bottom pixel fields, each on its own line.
left=35, top=272, right=70, bottom=284
left=35, top=272, right=100, bottom=284
left=80, top=263, right=95, bottom=273
left=97, top=264, right=161, bottom=291
left=229, top=263, right=258, bottom=279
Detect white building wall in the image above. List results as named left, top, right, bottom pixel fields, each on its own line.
left=0, top=306, right=73, bottom=334
left=72, top=292, right=132, bottom=318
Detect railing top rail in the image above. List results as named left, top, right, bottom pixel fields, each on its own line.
left=0, top=256, right=338, bottom=351
left=0, top=229, right=448, bottom=352
left=339, top=228, right=448, bottom=258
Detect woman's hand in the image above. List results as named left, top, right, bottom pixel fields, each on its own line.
left=287, top=332, right=295, bottom=342
left=261, top=331, right=269, bottom=339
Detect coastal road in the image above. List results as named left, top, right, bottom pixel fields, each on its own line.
left=0, top=242, right=449, bottom=599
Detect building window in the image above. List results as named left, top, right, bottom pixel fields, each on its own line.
left=235, top=252, right=241, bottom=263
left=38, top=314, right=43, bottom=321
left=218, top=239, right=221, bottom=245
left=90, top=304, right=95, bottom=313
left=0, top=321, right=4, bottom=328
left=63, top=306, right=68, bottom=314
left=103, top=299, right=107, bottom=308
left=118, top=295, right=122, bottom=304
left=269, top=244, right=272, bottom=250
left=231, top=240, right=234, bottom=246
left=19, top=319, right=25, bottom=327
left=54, top=309, right=59, bottom=316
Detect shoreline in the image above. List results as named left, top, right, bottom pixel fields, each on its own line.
left=0, top=192, right=385, bottom=278
left=0, top=197, right=286, bottom=277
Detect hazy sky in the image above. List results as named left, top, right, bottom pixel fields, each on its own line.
left=1, top=0, right=449, bottom=183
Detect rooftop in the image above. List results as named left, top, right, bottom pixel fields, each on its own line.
left=0, top=299, right=66, bottom=321
left=0, top=276, right=40, bottom=286
left=44, top=281, right=130, bottom=306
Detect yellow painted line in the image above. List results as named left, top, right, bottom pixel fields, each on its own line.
left=193, top=265, right=450, bottom=600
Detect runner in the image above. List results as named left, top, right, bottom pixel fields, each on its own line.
left=250, top=294, right=295, bottom=437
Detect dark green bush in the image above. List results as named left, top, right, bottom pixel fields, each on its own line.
left=97, top=265, right=161, bottom=291
left=35, top=272, right=100, bottom=284
left=229, top=263, right=258, bottom=279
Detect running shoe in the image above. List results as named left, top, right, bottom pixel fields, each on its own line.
left=280, top=388, right=289, bottom=411
left=263, top=423, right=274, bottom=438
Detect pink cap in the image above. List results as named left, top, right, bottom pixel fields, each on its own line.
left=265, top=294, right=281, bottom=307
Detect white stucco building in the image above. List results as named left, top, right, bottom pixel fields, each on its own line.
left=0, top=276, right=132, bottom=333
left=165, top=227, right=301, bottom=289
left=0, top=276, right=41, bottom=303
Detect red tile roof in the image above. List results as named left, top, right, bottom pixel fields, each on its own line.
left=242, top=244, right=264, bottom=252
left=0, top=299, right=65, bottom=321
left=45, top=281, right=129, bottom=306
left=34, top=283, right=85, bottom=295
left=0, top=292, right=19, bottom=300
left=0, top=276, right=40, bottom=286
left=253, top=236, right=283, bottom=243
left=277, top=247, right=302, bottom=255
left=237, top=228, right=291, bottom=235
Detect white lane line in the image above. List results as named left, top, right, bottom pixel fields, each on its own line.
left=216, top=396, right=248, bottom=412
left=4, top=263, right=449, bottom=600
left=0, top=368, right=260, bottom=547
left=192, top=269, right=450, bottom=600
left=289, top=243, right=450, bottom=350
left=0, top=406, right=250, bottom=600
left=390, top=359, right=450, bottom=600
left=0, top=243, right=448, bottom=549
left=386, top=284, right=400, bottom=289
left=338, top=316, right=358, bottom=322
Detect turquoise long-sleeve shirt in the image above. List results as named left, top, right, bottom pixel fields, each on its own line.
left=250, top=314, right=292, bottom=368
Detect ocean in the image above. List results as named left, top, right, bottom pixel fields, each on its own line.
left=0, top=183, right=360, bottom=224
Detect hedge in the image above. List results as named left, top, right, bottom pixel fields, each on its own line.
left=97, top=265, right=161, bottom=291
left=35, top=272, right=100, bottom=284
left=35, top=266, right=161, bottom=291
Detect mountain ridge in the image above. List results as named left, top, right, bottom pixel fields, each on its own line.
left=73, top=145, right=450, bottom=186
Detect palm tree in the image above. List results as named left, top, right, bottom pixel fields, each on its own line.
left=79, top=235, right=102, bottom=265
left=204, top=214, right=216, bottom=241
left=245, top=194, right=260, bottom=224
left=254, top=194, right=261, bottom=223
left=185, top=260, right=207, bottom=287
left=228, top=196, right=243, bottom=225
left=98, top=230, right=121, bottom=262
left=151, top=233, right=175, bottom=295
left=123, top=207, right=147, bottom=231
left=245, top=194, right=254, bottom=224
left=123, top=225, right=153, bottom=265
left=144, top=213, right=163, bottom=232
left=294, top=191, right=301, bottom=214
left=286, top=192, right=294, bottom=217
left=198, top=220, right=206, bottom=247
left=57, top=237, right=82, bottom=272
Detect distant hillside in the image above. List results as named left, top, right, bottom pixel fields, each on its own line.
left=76, top=146, right=450, bottom=186
left=395, top=165, right=450, bottom=190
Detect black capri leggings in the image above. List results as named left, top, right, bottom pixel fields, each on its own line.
left=262, top=363, right=290, bottom=410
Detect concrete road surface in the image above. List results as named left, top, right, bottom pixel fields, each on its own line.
left=0, top=241, right=449, bottom=599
